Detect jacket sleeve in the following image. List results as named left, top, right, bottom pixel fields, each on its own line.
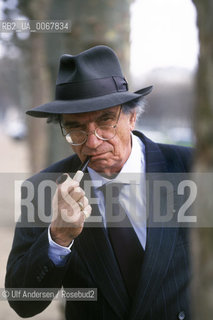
left=5, top=225, right=72, bottom=317
left=5, top=170, right=72, bottom=318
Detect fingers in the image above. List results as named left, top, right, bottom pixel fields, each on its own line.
left=78, top=195, right=89, bottom=209
left=54, top=173, right=91, bottom=223
left=51, top=173, right=92, bottom=245
left=70, top=187, right=85, bottom=202
left=57, top=200, right=92, bottom=224
left=78, top=196, right=92, bottom=220
left=57, top=174, right=85, bottom=202
left=82, top=204, right=92, bottom=219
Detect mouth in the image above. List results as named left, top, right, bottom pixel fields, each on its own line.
left=88, top=152, right=108, bottom=161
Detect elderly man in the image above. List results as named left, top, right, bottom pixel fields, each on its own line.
left=5, top=46, right=192, bottom=320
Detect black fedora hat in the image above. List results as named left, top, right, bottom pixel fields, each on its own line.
left=26, top=45, right=153, bottom=117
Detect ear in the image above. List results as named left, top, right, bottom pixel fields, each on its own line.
left=128, top=111, right=137, bottom=131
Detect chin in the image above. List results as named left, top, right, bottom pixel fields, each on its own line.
left=90, top=159, right=108, bottom=170
left=89, top=160, right=122, bottom=176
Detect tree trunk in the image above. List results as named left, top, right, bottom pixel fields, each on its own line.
left=16, top=0, right=52, bottom=172
left=191, top=1, right=213, bottom=319
left=27, top=33, right=51, bottom=172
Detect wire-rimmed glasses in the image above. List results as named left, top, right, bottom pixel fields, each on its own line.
left=60, top=106, right=122, bottom=146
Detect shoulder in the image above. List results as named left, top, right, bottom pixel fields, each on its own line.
left=133, top=130, right=194, bottom=172
left=157, top=143, right=194, bottom=172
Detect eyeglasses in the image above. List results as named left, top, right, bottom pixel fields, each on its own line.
left=60, top=106, right=122, bottom=146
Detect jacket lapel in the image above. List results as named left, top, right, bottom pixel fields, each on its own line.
left=130, top=225, right=178, bottom=320
left=74, top=173, right=130, bottom=319
left=129, top=132, right=179, bottom=320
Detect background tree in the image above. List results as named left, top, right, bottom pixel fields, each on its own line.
left=4, top=0, right=132, bottom=172
left=191, top=1, right=213, bottom=319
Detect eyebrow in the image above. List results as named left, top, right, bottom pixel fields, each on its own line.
left=62, top=110, right=117, bottom=127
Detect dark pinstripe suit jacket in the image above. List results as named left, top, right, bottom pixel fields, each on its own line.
left=5, top=131, right=193, bottom=320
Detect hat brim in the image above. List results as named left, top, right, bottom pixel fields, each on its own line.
left=26, top=86, right=153, bottom=118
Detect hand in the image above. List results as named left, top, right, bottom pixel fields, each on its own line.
left=50, top=174, right=92, bottom=246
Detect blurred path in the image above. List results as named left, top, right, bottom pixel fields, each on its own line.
left=0, top=131, right=64, bottom=320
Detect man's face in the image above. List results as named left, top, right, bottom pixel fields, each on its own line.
left=62, top=106, right=136, bottom=177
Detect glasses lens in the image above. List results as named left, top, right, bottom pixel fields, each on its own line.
left=96, top=125, right=116, bottom=140
left=65, top=126, right=116, bottom=145
left=66, top=131, right=87, bottom=145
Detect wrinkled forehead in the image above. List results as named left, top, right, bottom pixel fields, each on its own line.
left=61, top=105, right=120, bottom=124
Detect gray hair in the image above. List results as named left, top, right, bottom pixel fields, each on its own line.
left=46, top=97, right=146, bottom=124
left=47, top=114, right=61, bottom=124
left=121, top=96, right=146, bottom=122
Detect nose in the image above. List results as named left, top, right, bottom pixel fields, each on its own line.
left=83, top=123, right=103, bottom=149
left=85, top=131, right=103, bottom=149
